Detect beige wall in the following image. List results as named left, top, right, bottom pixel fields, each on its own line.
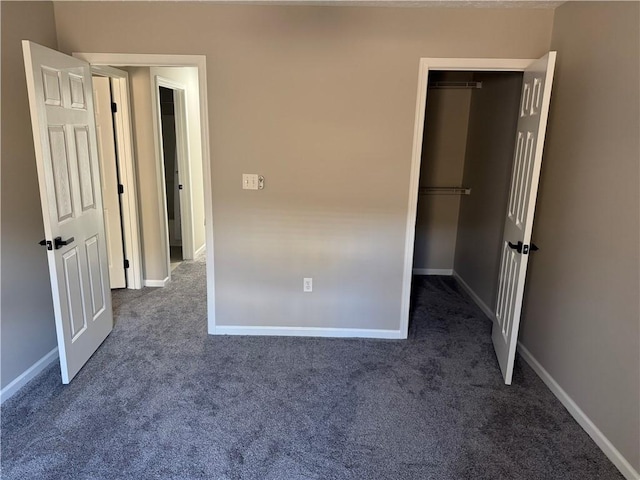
left=126, top=67, right=169, bottom=283
left=454, top=72, right=522, bottom=308
left=414, top=74, right=471, bottom=272
left=0, top=2, right=59, bottom=390
left=520, top=1, right=640, bottom=472
left=52, top=3, right=554, bottom=329
left=151, top=67, right=206, bottom=256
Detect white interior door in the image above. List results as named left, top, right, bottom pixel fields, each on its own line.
left=23, top=41, right=113, bottom=384
left=493, top=52, right=556, bottom=385
left=93, top=76, right=126, bottom=289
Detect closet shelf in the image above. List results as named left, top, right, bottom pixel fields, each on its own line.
left=419, top=187, right=471, bottom=196
left=429, top=81, right=482, bottom=90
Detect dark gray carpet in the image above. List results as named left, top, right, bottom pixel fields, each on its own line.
left=1, top=258, right=623, bottom=480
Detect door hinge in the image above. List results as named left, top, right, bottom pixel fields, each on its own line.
left=111, top=102, right=118, bottom=113
left=118, top=184, right=124, bottom=194
left=522, top=244, right=529, bottom=255
left=124, top=259, right=130, bottom=269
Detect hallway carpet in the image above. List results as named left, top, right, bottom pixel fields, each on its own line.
left=1, top=258, right=623, bottom=479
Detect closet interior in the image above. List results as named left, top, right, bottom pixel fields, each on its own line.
left=412, top=70, right=524, bottom=314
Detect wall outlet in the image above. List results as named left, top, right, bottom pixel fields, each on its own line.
left=303, top=278, right=313, bottom=292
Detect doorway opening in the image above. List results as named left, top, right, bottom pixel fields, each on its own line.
left=401, top=55, right=556, bottom=385
left=24, top=45, right=216, bottom=384
left=412, top=69, right=523, bottom=304
left=76, top=53, right=216, bottom=334
left=90, top=65, right=207, bottom=291
left=158, top=85, right=185, bottom=272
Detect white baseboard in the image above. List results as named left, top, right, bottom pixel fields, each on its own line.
left=518, top=344, right=639, bottom=480
left=194, top=243, right=206, bottom=258
left=413, top=268, right=453, bottom=276
left=1, top=348, right=58, bottom=404
left=213, top=325, right=406, bottom=339
left=452, top=270, right=496, bottom=322
left=144, top=276, right=170, bottom=288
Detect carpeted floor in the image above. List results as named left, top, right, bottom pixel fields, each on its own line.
left=1, top=258, right=623, bottom=479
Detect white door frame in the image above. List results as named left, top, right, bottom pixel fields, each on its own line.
left=400, top=57, right=535, bottom=338
left=74, top=53, right=216, bottom=331
left=90, top=65, right=143, bottom=290
left=153, top=76, right=195, bottom=270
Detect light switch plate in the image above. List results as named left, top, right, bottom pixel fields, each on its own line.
left=242, top=174, right=259, bottom=190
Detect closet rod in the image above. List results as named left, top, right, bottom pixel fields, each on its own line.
left=429, top=81, right=482, bottom=90
left=420, top=187, right=471, bottom=196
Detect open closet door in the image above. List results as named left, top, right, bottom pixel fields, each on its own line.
left=23, top=41, right=113, bottom=384
left=493, top=52, right=556, bottom=385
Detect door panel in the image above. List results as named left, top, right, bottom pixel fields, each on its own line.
left=493, top=52, right=556, bottom=385
left=23, top=41, right=113, bottom=384
left=61, top=246, right=86, bottom=340
left=48, top=126, right=74, bottom=221
left=74, top=126, right=96, bottom=211
left=85, top=235, right=106, bottom=318
left=69, top=73, right=86, bottom=109
left=42, top=67, right=62, bottom=105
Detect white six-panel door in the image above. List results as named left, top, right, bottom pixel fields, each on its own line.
left=493, top=52, right=556, bottom=385
left=23, top=41, right=113, bottom=384
left=93, top=76, right=126, bottom=289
